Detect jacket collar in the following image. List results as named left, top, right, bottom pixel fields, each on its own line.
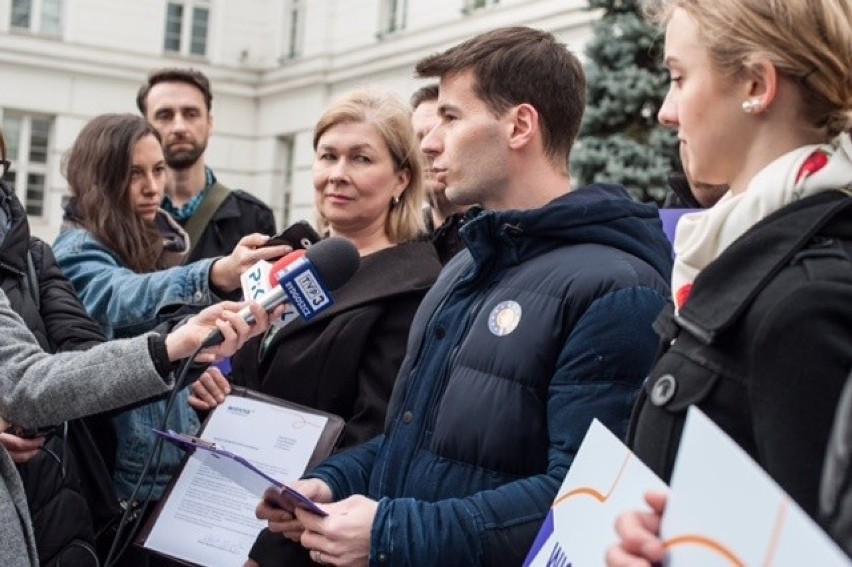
left=677, top=191, right=852, bottom=343
left=666, top=173, right=701, bottom=209
left=0, top=181, right=30, bottom=275
left=154, top=210, right=190, bottom=268
left=459, top=184, right=673, bottom=281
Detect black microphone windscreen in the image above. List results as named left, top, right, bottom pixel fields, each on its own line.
left=304, top=236, right=360, bottom=290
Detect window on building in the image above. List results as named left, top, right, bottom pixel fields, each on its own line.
left=163, top=0, right=209, bottom=57
left=379, top=0, right=407, bottom=36
left=2, top=112, right=52, bottom=217
left=10, top=0, right=61, bottom=35
left=463, top=0, right=499, bottom=13
left=282, top=0, right=305, bottom=61
left=277, top=136, right=295, bottom=223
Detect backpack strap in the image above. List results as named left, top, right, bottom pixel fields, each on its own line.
left=183, top=182, right=231, bottom=257
left=25, top=248, right=39, bottom=311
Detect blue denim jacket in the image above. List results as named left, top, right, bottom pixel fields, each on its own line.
left=53, top=226, right=218, bottom=499
left=307, top=185, right=673, bottom=566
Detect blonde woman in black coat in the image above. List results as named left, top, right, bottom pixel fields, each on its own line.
left=190, top=88, right=439, bottom=445
left=188, top=89, right=441, bottom=566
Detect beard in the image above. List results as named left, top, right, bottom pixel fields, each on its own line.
left=164, top=139, right=206, bottom=170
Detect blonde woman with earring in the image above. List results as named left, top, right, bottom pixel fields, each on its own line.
left=608, top=0, right=852, bottom=564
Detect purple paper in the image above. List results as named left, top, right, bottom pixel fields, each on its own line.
left=659, top=208, right=697, bottom=246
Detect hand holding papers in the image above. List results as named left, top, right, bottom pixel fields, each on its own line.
left=154, top=430, right=327, bottom=516
left=659, top=408, right=850, bottom=566
left=526, top=409, right=851, bottom=566
left=140, top=389, right=343, bottom=567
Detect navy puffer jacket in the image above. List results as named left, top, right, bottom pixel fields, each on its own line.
left=309, top=184, right=672, bottom=566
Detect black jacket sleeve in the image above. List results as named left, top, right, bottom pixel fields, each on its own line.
left=820, top=368, right=852, bottom=557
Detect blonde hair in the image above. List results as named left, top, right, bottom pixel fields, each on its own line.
left=312, top=89, right=425, bottom=244
left=642, top=0, right=852, bottom=137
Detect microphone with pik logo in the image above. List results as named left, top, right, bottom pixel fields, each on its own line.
left=201, top=237, right=360, bottom=348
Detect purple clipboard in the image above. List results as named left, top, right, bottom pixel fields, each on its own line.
left=153, top=429, right=327, bottom=517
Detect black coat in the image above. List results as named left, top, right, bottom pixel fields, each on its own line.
left=231, top=240, right=441, bottom=449
left=628, top=192, right=852, bottom=519
left=240, top=239, right=440, bottom=566
left=182, top=184, right=276, bottom=263
left=0, top=201, right=105, bottom=354
left=424, top=208, right=467, bottom=265
left=0, top=182, right=107, bottom=566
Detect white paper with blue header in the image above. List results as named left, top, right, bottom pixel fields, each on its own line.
left=144, top=395, right=327, bottom=566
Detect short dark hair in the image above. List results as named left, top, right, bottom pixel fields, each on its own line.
left=410, top=83, right=439, bottom=109
left=415, top=26, right=586, bottom=164
left=136, top=67, right=213, bottom=115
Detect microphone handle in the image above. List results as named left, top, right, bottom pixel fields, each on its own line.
left=200, top=286, right=289, bottom=349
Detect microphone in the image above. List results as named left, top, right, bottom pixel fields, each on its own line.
left=238, top=249, right=307, bottom=325
left=269, top=249, right=306, bottom=287
left=201, top=237, right=360, bottom=348
left=240, top=249, right=307, bottom=305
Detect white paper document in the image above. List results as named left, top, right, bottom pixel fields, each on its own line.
left=523, top=419, right=668, bottom=567
left=662, top=407, right=850, bottom=566
left=144, top=395, right=328, bottom=566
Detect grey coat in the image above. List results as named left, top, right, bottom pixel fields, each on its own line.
left=0, top=290, right=171, bottom=567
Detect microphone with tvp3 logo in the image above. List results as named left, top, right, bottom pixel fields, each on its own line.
left=201, top=236, right=360, bottom=348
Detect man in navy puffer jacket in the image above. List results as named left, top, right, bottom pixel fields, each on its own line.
left=253, top=26, right=672, bottom=567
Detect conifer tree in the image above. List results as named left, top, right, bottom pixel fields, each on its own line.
left=570, top=0, right=679, bottom=203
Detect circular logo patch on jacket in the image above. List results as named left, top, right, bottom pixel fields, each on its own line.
left=488, top=300, right=522, bottom=336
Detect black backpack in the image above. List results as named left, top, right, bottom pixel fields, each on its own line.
left=21, top=248, right=122, bottom=563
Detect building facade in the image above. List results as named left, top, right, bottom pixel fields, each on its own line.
left=0, top=0, right=595, bottom=241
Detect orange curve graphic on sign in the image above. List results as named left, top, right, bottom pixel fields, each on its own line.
left=551, top=453, right=632, bottom=507
left=549, top=452, right=746, bottom=567
left=762, top=498, right=789, bottom=567
left=662, top=535, right=746, bottom=566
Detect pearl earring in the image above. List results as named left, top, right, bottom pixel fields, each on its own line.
left=392, top=195, right=400, bottom=207
left=742, top=99, right=761, bottom=114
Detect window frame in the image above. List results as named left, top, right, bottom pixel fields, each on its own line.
left=163, top=0, right=210, bottom=58
left=9, top=0, right=62, bottom=36
left=281, top=0, right=305, bottom=61
left=1, top=110, right=53, bottom=219
left=377, top=0, right=407, bottom=38
left=277, top=135, right=296, bottom=224
left=462, top=0, right=500, bottom=15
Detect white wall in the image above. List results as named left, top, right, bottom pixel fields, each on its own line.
left=0, top=0, right=596, bottom=241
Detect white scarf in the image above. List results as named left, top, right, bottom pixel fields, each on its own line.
left=672, top=133, right=852, bottom=310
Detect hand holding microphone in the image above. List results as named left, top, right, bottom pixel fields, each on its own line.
left=201, top=236, right=361, bottom=348
left=188, top=251, right=302, bottom=409
left=164, top=300, right=282, bottom=363
left=209, top=233, right=292, bottom=293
